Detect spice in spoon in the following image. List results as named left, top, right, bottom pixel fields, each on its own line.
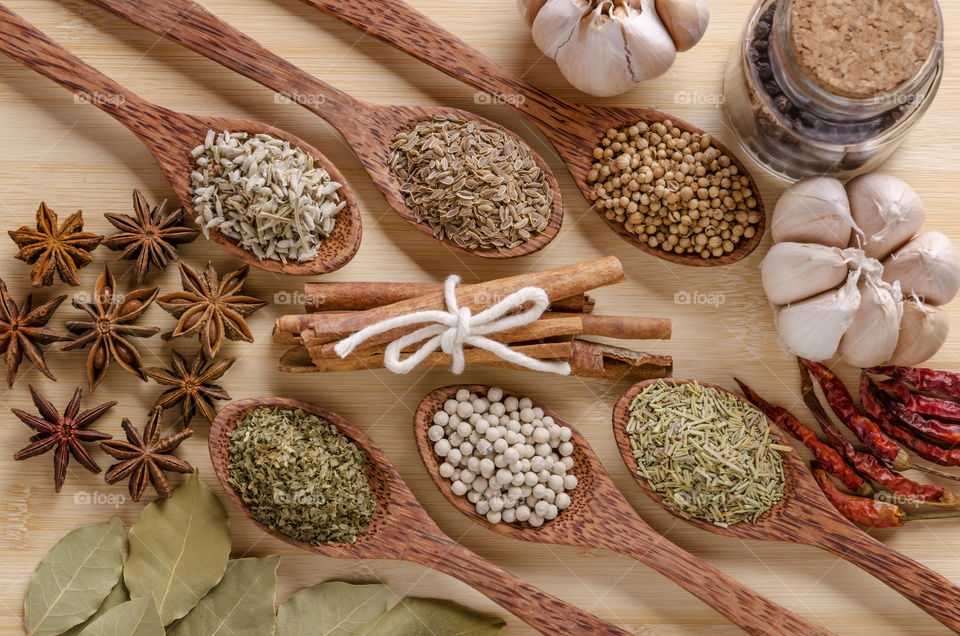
left=190, top=131, right=346, bottom=263
left=389, top=115, right=553, bottom=251
left=227, top=406, right=376, bottom=544
left=626, top=380, right=787, bottom=527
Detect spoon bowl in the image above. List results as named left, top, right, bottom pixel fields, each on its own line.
left=83, top=0, right=563, bottom=259
left=613, top=378, right=960, bottom=631
left=0, top=4, right=361, bottom=276
left=298, top=0, right=766, bottom=267
left=413, top=384, right=835, bottom=635
left=208, top=396, right=632, bottom=635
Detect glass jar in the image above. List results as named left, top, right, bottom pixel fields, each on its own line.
left=723, top=0, right=944, bottom=180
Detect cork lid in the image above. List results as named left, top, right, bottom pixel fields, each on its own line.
left=790, top=0, right=939, bottom=99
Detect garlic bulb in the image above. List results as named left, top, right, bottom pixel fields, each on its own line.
left=847, top=173, right=925, bottom=259
left=655, top=0, right=709, bottom=51
left=888, top=300, right=949, bottom=367
left=837, top=278, right=903, bottom=369
left=518, top=0, right=549, bottom=27
left=760, top=242, right=850, bottom=306
left=771, top=177, right=854, bottom=248
left=883, top=231, right=960, bottom=306
left=527, top=0, right=678, bottom=97
left=776, top=270, right=861, bottom=361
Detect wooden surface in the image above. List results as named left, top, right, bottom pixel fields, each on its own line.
left=0, top=0, right=958, bottom=634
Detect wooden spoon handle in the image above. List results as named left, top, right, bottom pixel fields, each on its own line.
left=601, top=525, right=835, bottom=635
left=85, top=0, right=367, bottom=131
left=812, top=524, right=960, bottom=631
left=0, top=2, right=160, bottom=133
left=406, top=531, right=632, bottom=635
left=300, top=0, right=574, bottom=132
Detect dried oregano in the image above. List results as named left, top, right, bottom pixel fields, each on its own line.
left=227, top=407, right=376, bottom=544
left=626, top=380, right=787, bottom=527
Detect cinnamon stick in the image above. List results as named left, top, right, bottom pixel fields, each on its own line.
left=305, top=342, right=576, bottom=373
left=276, top=257, right=624, bottom=349
left=302, top=281, right=594, bottom=314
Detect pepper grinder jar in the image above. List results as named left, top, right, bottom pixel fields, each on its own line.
left=724, top=0, right=944, bottom=180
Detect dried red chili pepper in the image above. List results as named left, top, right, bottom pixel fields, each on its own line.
left=802, top=359, right=909, bottom=470
left=878, top=379, right=960, bottom=423
left=799, top=363, right=947, bottom=503
left=735, top=378, right=871, bottom=496
left=861, top=375, right=960, bottom=467
left=870, top=366, right=960, bottom=398
left=876, top=386, right=960, bottom=446
left=812, top=462, right=905, bottom=527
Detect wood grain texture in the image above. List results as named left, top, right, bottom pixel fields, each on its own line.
left=414, top=384, right=836, bottom=635
left=613, top=379, right=960, bottom=633
left=209, top=396, right=631, bottom=635
left=1, top=0, right=960, bottom=633
left=85, top=0, right=565, bottom=259
left=0, top=1, right=362, bottom=276
left=299, top=0, right=767, bottom=267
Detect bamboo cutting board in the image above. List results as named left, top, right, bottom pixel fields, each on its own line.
left=1, top=0, right=959, bottom=633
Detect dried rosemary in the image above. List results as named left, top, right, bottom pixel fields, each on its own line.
left=226, top=407, right=376, bottom=544
left=388, top=115, right=552, bottom=251
left=626, top=381, right=787, bottom=527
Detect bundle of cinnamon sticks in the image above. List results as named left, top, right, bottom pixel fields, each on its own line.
left=273, top=257, right=673, bottom=380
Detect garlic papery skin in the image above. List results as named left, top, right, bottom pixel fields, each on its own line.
left=655, top=0, right=709, bottom=52
left=847, top=173, right=925, bottom=260
left=776, top=269, right=861, bottom=361
left=888, top=300, right=950, bottom=367
left=837, top=277, right=903, bottom=368
left=760, top=242, right=850, bottom=306
left=883, top=231, right=960, bottom=307
left=771, top=177, right=855, bottom=248
left=518, top=0, right=550, bottom=28
left=531, top=0, right=676, bottom=97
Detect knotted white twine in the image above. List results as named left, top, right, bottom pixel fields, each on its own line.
left=333, top=276, right=572, bottom=376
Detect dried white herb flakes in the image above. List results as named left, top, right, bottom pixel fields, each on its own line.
left=627, top=381, right=787, bottom=527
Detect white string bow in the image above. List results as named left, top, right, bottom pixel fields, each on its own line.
left=334, top=275, right=572, bottom=376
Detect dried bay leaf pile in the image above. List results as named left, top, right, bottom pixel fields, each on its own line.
left=23, top=471, right=505, bottom=636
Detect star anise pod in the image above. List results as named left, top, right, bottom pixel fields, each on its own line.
left=13, top=384, right=115, bottom=492
left=100, top=408, right=193, bottom=501
left=158, top=261, right=267, bottom=358
left=0, top=279, right=70, bottom=387
left=8, top=202, right=103, bottom=287
left=63, top=264, right=161, bottom=392
left=104, top=189, right=200, bottom=284
left=144, top=350, right=234, bottom=424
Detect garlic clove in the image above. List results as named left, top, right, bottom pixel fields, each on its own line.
left=837, top=278, right=902, bottom=369
left=882, top=231, right=960, bottom=307
left=518, top=0, right=550, bottom=28
left=847, top=173, right=925, bottom=260
left=776, top=269, right=861, bottom=361
left=655, top=0, right=709, bottom=52
left=531, top=0, right=587, bottom=59
left=771, top=177, right=854, bottom=248
left=760, top=242, right=849, bottom=306
left=888, top=300, right=949, bottom=367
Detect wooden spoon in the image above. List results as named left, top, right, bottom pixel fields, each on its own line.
left=81, top=0, right=564, bottom=260
left=209, top=396, right=629, bottom=635
left=613, top=379, right=960, bottom=632
left=296, top=0, right=766, bottom=267
left=0, top=3, right=360, bottom=276
left=413, top=385, right=834, bottom=635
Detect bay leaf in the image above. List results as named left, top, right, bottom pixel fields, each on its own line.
left=124, top=471, right=230, bottom=625
left=24, top=518, right=123, bottom=636
left=168, top=556, right=280, bottom=636
left=276, top=582, right=388, bottom=636
left=77, top=597, right=163, bottom=636
left=63, top=578, right=129, bottom=636
left=355, top=598, right=505, bottom=636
